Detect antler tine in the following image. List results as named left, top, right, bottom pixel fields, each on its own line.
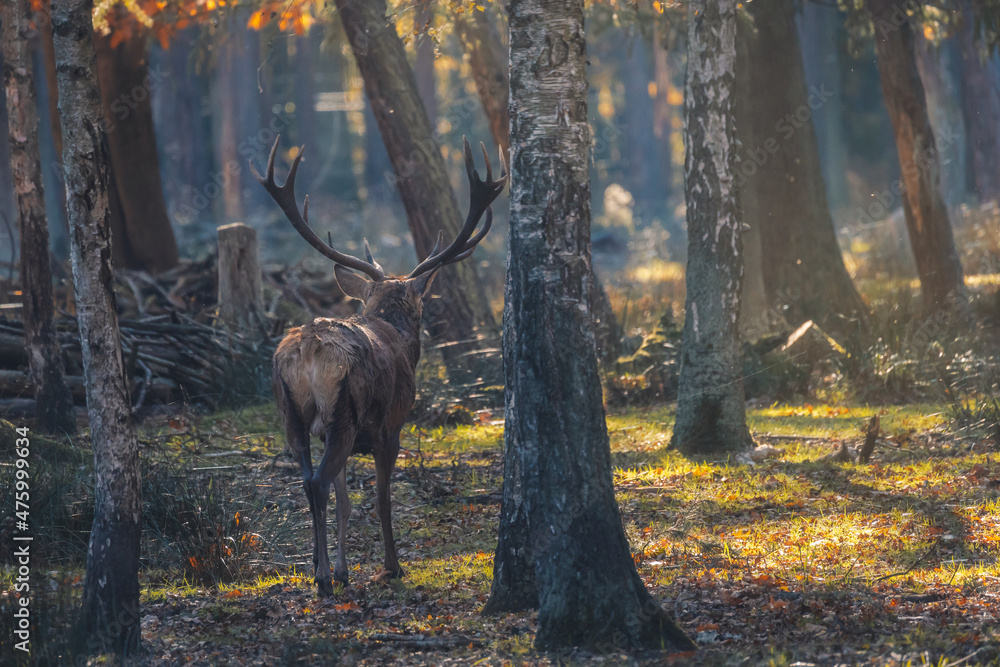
left=252, top=136, right=384, bottom=281
left=363, top=238, right=384, bottom=274
left=408, top=137, right=505, bottom=278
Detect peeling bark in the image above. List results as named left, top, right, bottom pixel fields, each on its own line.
left=488, top=0, right=694, bottom=652
left=671, top=0, right=754, bottom=457
left=2, top=0, right=76, bottom=434
left=52, top=0, right=142, bottom=654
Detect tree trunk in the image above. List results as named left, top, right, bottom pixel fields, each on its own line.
left=34, top=3, right=70, bottom=257
left=867, top=0, right=965, bottom=313
left=733, top=14, right=776, bottom=341
left=414, top=0, right=437, bottom=128
left=623, top=34, right=661, bottom=223
left=0, top=52, right=16, bottom=235
left=735, top=0, right=868, bottom=343
left=914, top=34, right=966, bottom=207
left=798, top=1, right=849, bottom=213
left=489, top=0, right=695, bottom=652
left=453, top=3, right=620, bottom=362
left=153, top=31, right=213, bottom=226
left=93, top=27, right=178, bottom=273
left=453, top=5, right=509, bottom=161
left=52, top=0, right=142, bottom=654
left=336, top=0, right=501, bottom=387
left=671, top=0, right=753, bottom=457
left=957, top=0, right=1000, bottom=204
left=2, top=0, right=76, bottom=434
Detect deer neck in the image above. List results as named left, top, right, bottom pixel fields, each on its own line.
left=366, top=307, right=422, bottom=364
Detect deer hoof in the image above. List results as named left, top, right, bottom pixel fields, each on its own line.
left=373, top=567, right=405, bottom=583
left=333, top=568, right=349, bottom=586
left=316, top=578, right=336, bottom=598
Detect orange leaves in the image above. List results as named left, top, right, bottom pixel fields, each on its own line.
left=334, top=601, right=361, bottom=611
left=246, top=0, right=318, bottom=35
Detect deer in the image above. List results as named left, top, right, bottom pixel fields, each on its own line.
left=251, top=136, right=506, bottom=596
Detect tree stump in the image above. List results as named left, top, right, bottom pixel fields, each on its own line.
left=217, top=223, right=263, bottom=328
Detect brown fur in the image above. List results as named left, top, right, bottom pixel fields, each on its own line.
left=273, top=277, right=430, bottom=594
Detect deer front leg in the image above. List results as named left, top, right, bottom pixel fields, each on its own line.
left=373, top=437, right=404, bottom=582
left=332, top=467, right=350, bottom=585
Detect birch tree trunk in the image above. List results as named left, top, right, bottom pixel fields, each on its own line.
left=52, top=0, right=142, bottom=654
left=867, top=0, right=965, bottom=313
left=452, top=3, right=621, bottom=363
left=488, top=0, right=694, bottom=651
left=2, top=0, right=76, bottom=434
left=336, top=0, right=501, bottom=387
left=671, top=0, right=753, bottom=457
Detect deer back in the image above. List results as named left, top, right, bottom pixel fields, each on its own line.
left=273, top=282, right=423, bottom=439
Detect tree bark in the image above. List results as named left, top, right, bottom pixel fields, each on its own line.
left=453, top=3, right=620, bottom=363
left=336, top=0, right=501, bottom=387
left=414, top=0, right=437, bottom=128
left=93, top=26, right=178, bottom=273
left=956, top=0, right=1000, bottom=204
left=867, top=0, right=965, bottom=313
left=671, top=0, right=753, bottom=457
left=52, top=0, right=142, bottom=654
left=33, top=3, right=71, bottom=257
left=735, top=0, right=868, bottom=343
left=489, top=0, right=694, bottom=652
left=2, top=0, right=76, bottom=434
left=453, top=5, right=509, bottom=161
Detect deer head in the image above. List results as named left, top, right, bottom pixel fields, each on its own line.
left=251, top=135, right=505, bottom=316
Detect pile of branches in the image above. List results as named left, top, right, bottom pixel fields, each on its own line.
left=0, top=253, right=352, bottom=417
left=0, top=314, right=278, bottom=414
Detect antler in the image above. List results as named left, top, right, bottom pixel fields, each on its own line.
left=408, top=137, right=507, bottom=278
left=251, top=136, right=385, bottom=282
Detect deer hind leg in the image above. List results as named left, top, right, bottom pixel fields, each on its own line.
left=311, top=421, right=356, bottom=596
left=276, top=381, right=320, bottom=575
left=331, top=467, right=350, bottom=585
left=373, top=432, right=404, bottom=582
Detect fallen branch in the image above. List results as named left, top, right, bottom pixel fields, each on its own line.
left=369, top=633, right=486, bottom=649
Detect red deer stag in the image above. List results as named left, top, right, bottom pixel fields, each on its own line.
left=252, top=136, right=505, bottom=596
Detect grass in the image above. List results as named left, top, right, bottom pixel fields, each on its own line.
left=3, top=399, right=999, bottom=665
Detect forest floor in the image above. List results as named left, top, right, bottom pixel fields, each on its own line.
left=3, top=400, right=1000, bottom=666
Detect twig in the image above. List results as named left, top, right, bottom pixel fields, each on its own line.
left=369, top=633, right=485, bottom=649
left=871, top=548, right=933, bottom=583
left=757, top=434, right=828, bottom=442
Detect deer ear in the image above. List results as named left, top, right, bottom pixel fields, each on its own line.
left=410, top=268, right=439, bottom=300
left=334, top=265, right=373, bottom=302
